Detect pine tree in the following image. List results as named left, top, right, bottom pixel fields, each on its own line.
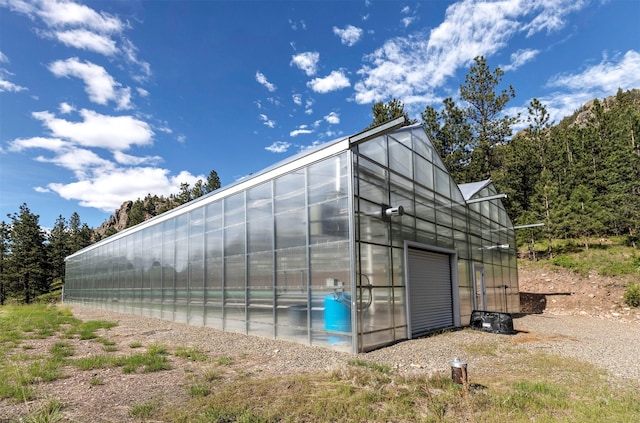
left=47, top=215, right=71, bottom=282
left=422, top=97, right=473, bottom=181
left=460, top=56, right=519, bottom=180
left=7, top=204, right=49, bottom=303
left=0, top=221, right=10, bottom=305
left=368, top=98, right=416, bottom=129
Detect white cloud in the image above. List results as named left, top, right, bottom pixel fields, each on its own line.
left=46, top=167, right=205, bottom=212
left=255, top=71, right=276, bottom=92
left=265, top=141, right=291, bottom=153
left=36, top=147, right=114, bottom=179
left=516, top=50, right=640, bottom=125
left=8, top=136, right=70, bottom=153
left=502, top=49, right=539, bottom=72
left=333, top=25, right=363, bottom=47
left=307, top=70, right=350, bottom=94
left=33, top=109, right=154, bottom=151
left=401, top=6, right=410, bottom=14
left=48, top=58, right=132, bottom=109
left=324, top=112, right=340, bottom=124
left=113, top=150, right=162, bottom=166
left=54, top=29, right=118, bottom=55
left=0, top=53, right=27, bottom=92
left=37, top=0, right=124, bottom=33
left=0, top=72, right=27, bottom=93
left=354, top=0, right=589, bottom=105
left=401, top=17, right=416, bottom=28
left=137, top=87, right=149, bottom=97
left=290, top=51, right=320, bottom=76
left=521, top=0, right=589, bottom=37
left=59, top=102, right=75, bottom=114
left=292, top=93, right=302, bottom=106
left=290, top=125, right=314, bottom=137
left=547, top=50, right=640, bottom=94
left=259, top=113, right=276, bottom=128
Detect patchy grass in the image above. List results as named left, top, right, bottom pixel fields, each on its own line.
left=2, top=304, right=640, bottom=422
left=175, top=346, right=208, bottom=362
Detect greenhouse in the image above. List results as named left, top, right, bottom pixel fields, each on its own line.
left=64, top=117, right=519, bottom=353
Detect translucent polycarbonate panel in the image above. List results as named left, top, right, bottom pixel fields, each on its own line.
left=190, top=206, right=205, bottom=234
left=357, top=199, right=389, bottom=244
left=161, top=238, right=175, bottom=319
left=390, top=247, right=404, bottom=287
left=248, top=250, right=275, bottom=336
left=310, top=241, right=352, bottom=348
left=415, top=219, right=437, bottom=245
left=275, top=246, right=308, bottom=339
left=223, top=254, right=246, bottom=330
left=389, top=130, right=412, bottom=149
left=189, top=231, right=204, bottom=265
left=247, top=182, right=272, bottom=221
left=357, top=134, right=387, bottom=166
left=391, top=215, right=415, bottom=247
left=224, top=192, right=245, bottom=227
left=224, top=224, right=245, bottom=257
left=205, top=201, right=222, bottom=232
left=275, top=209, right=306, bottom=249
left=358, top=243, right=390, bottom=287
left=204, top=257, right=223, bottom=327
left=389, top=172, right=414, bottom=216
left=454, top=230, right=469, bottom=258
left=205, top=230, right=222, bottom=260
left=451, top=185, right=465, bottom=205
left=356, top=157, right=388, bottom=204
left=434, top=166, right=450, bottom=197
left=175, top=213, right=189, bottom=240
left=457, top=260, right=473, bottom=319
left=490, top=202, right=499, bottom=224
left=435, top=194, right=453, bottom=227
left=452, top=207, right=467, bottom=232
left=309, top=197, right=349, bottom=244
left=468, top=210, right=482, bottom=235
left=307, top=154, right=348, bottom=204
left=436, top=225, right=454, bottom=249
left=388, top=137, right=413, bottom=179
left=149, top=260, right=162, bottom=319
left=189, top=259, right=205, bottom=325
left=247, top=217, right=273, bottom=253
left=414, top=185, right=436, bottom=223
left=359, top=286, right=393, bottom=332
left=248, top=251, right=273, bottom=288
left=392, top=287, right=407, bottom=333
left=175, top=237, right=188, bottom=289
left=411, top=128, right=433, bottom=161
left=274, top=170, right=305, bottom=214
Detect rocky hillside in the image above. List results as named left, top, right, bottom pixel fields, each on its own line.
left=94, top=195, right=180, bottom=240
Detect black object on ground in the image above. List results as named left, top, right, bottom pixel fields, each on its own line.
left=469, top=310, right=515, bottom=335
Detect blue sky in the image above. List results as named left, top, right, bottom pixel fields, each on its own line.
left=1, top=0, right=639, bottom=230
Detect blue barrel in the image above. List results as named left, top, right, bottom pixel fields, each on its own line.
left=324, top=293, right=351, bottom=332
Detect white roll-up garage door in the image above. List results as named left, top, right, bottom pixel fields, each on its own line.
left=407, top=248, right=454, bottom=338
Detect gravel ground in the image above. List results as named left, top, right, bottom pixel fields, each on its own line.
left=68, top=304, right=640, bottom=383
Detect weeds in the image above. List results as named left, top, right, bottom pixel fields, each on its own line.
left=23, top=398, right=64, bottom=423
left=175, top=346, right=208, bottom=362
left=129, top=400, right=159, bottom=418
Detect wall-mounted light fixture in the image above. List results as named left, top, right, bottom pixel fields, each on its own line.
left=384, top=205, right=405, bottom=217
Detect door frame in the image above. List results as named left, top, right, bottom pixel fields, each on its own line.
left=472, top=262, right=486, bottom=311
